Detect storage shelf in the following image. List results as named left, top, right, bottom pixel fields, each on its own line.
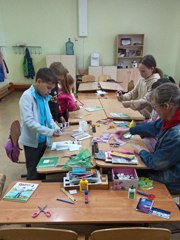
left=118, top=56, right=143, bottom=59
left=119, top=45, right=144, bottom=48
left=116, top=34, right=144, bottom=68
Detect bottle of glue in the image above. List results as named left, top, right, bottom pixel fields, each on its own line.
left=80, top=178, right=88, bottom=192
left=129, top=120, right=135, bottom=128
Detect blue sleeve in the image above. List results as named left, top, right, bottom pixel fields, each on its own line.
left=139, top=128, right=180, bottom=170
left=130, top=119, right=163, bottom=137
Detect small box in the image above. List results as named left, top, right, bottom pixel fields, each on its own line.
left=112, top=168, right=138, bottom=190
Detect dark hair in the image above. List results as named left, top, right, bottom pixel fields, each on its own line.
left=151, top=76, right=176, bottom=90
left=152, top=83, right=180, bottom=108
left=60, top=74, right=74, bottom=94
left=35, top=68, right=56, bottom=84
left=140, top=55, right=163, bottom=78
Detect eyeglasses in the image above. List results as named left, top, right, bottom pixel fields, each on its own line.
left=151, top=103, right=164, bottom=110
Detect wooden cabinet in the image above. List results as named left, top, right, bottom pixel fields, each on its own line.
left=117, top=68, right=141, bottom=92
left=88, top=66, right=117, bottom=81
left=116, top=34, right=144, bottom=68
left=46, top=55, right=76, bottom=91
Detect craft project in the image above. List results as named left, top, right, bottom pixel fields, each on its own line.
left=85, top=106, right=103, bottom=112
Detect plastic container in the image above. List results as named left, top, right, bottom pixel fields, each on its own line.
left=65, top=38, right=74, bottom=55
left=112, top=168, right=138, bottom=190
left=84, top=190, right=89, bottom=204
left=128, top=185, right=136, bottom=200
left=80, top=178, right=88, bottom=192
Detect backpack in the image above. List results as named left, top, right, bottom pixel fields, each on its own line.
left=4, top=120, right=22, bottom=163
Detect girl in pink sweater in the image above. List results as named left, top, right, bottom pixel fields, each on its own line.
left=58, top=74, right=79, bottom=121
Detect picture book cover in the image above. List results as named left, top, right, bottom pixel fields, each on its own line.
left=3, top=182, right=39, bottom=202
left=85, top=106, right=103, bottom=112
left=37, top=156, right=59, bottom=168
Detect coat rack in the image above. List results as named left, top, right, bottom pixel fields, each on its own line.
left=12, top=45, right=42, bottom=54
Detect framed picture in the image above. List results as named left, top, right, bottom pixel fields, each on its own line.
left=121, top=38, right=131, bottom=46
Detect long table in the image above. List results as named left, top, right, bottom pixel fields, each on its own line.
left=100, top=99, right=145, bottom=121
left=0, top=181, right=179, bottom=224
left=99, top=82, right=124, bottom=91
left=69, top=99, right=106, bottom=124
left=78, top=82, right=100, bottom=92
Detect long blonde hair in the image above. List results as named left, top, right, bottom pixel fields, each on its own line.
left=60, top=74, right=74, bottom=94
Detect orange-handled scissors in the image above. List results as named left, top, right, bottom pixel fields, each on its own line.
left=32, top=205, right=51, bottom=218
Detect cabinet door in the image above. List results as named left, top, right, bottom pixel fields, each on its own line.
left=102, top=66, right=117, bottom=81
left=117, top=69, right=131, bottom=92
left=60, top=55, right=76, bottom=80
left=88, top=66, right=102, bottom=81
left=46, top=55, right=61, bottom=67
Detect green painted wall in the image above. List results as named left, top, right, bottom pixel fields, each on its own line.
left=0, top=0, right=180, bottom=83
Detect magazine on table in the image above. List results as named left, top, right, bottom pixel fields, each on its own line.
left=3, top=182, right=39, bottom=202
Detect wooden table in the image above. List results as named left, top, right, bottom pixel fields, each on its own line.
left=100, top=82, right=124, bottom=91
left=37, top=126, right=94, bottom=174
left=77, top=92, right=116, bottom=100
left=93, top=124, right=147, bottom=171
left=78, top=82, right=100, bottom=92
left=0, top=181, right=179, bottom=224
left=69, top=99, right=106, bottom=124
left=100, top=99, right=145, bottom=121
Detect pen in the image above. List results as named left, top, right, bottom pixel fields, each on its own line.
left=56, top=198, right=75, bottom=204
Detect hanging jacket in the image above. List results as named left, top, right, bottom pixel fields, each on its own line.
left=0, top=51, right=8, bottom=81
left=23, top=48, right=35, bottom=79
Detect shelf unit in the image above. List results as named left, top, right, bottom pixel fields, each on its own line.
left=116, top=34, right=144, bottom=68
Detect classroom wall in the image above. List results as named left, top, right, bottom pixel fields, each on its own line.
left=0, top=0, right=180, bottom=84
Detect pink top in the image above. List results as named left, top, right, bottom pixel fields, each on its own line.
left=58, top=92, right=76, bottom=113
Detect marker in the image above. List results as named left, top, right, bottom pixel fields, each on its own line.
left=56, top=198, right=75, bottom=205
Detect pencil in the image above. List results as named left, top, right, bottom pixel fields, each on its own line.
left=56, top=198, right=75, bottom=205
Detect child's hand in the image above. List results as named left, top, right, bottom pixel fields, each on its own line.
left=60, top=116, right=66, bottom=123
left=122, top=101, right=131, bottom=108
left=117, top=91, right=123, bottom=101
left=75, top=103, right=80, bottom=110
left=53, top=129, right=61, bottom=136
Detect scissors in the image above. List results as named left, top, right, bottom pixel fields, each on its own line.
left=32, top=205, right=51, bottom=218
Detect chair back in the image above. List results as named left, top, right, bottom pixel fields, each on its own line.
left=91, top=227, right=171, bottom=240
left=0, top=227, right=78, bottom=240
left=98, top=75, right=111, bottom=82
left=9, top=120, right=21, bottom=146
left=82, top=75, right=95, bottom=82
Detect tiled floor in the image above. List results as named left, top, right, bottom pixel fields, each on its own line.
left=0, top=91, right=180, bottom=239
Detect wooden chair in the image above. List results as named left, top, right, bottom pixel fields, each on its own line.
left=8, top=120, right=25, bottom=164
left=98, top=75, right=111, bottom=82
left=90, top=227, right=171, bottom=240
left=0, top=227, right=78, bottom=240
left=82, top=75, right=95, bottom=82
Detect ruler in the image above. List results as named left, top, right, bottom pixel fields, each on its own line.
left=60, top=188, right=76, bottom=202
